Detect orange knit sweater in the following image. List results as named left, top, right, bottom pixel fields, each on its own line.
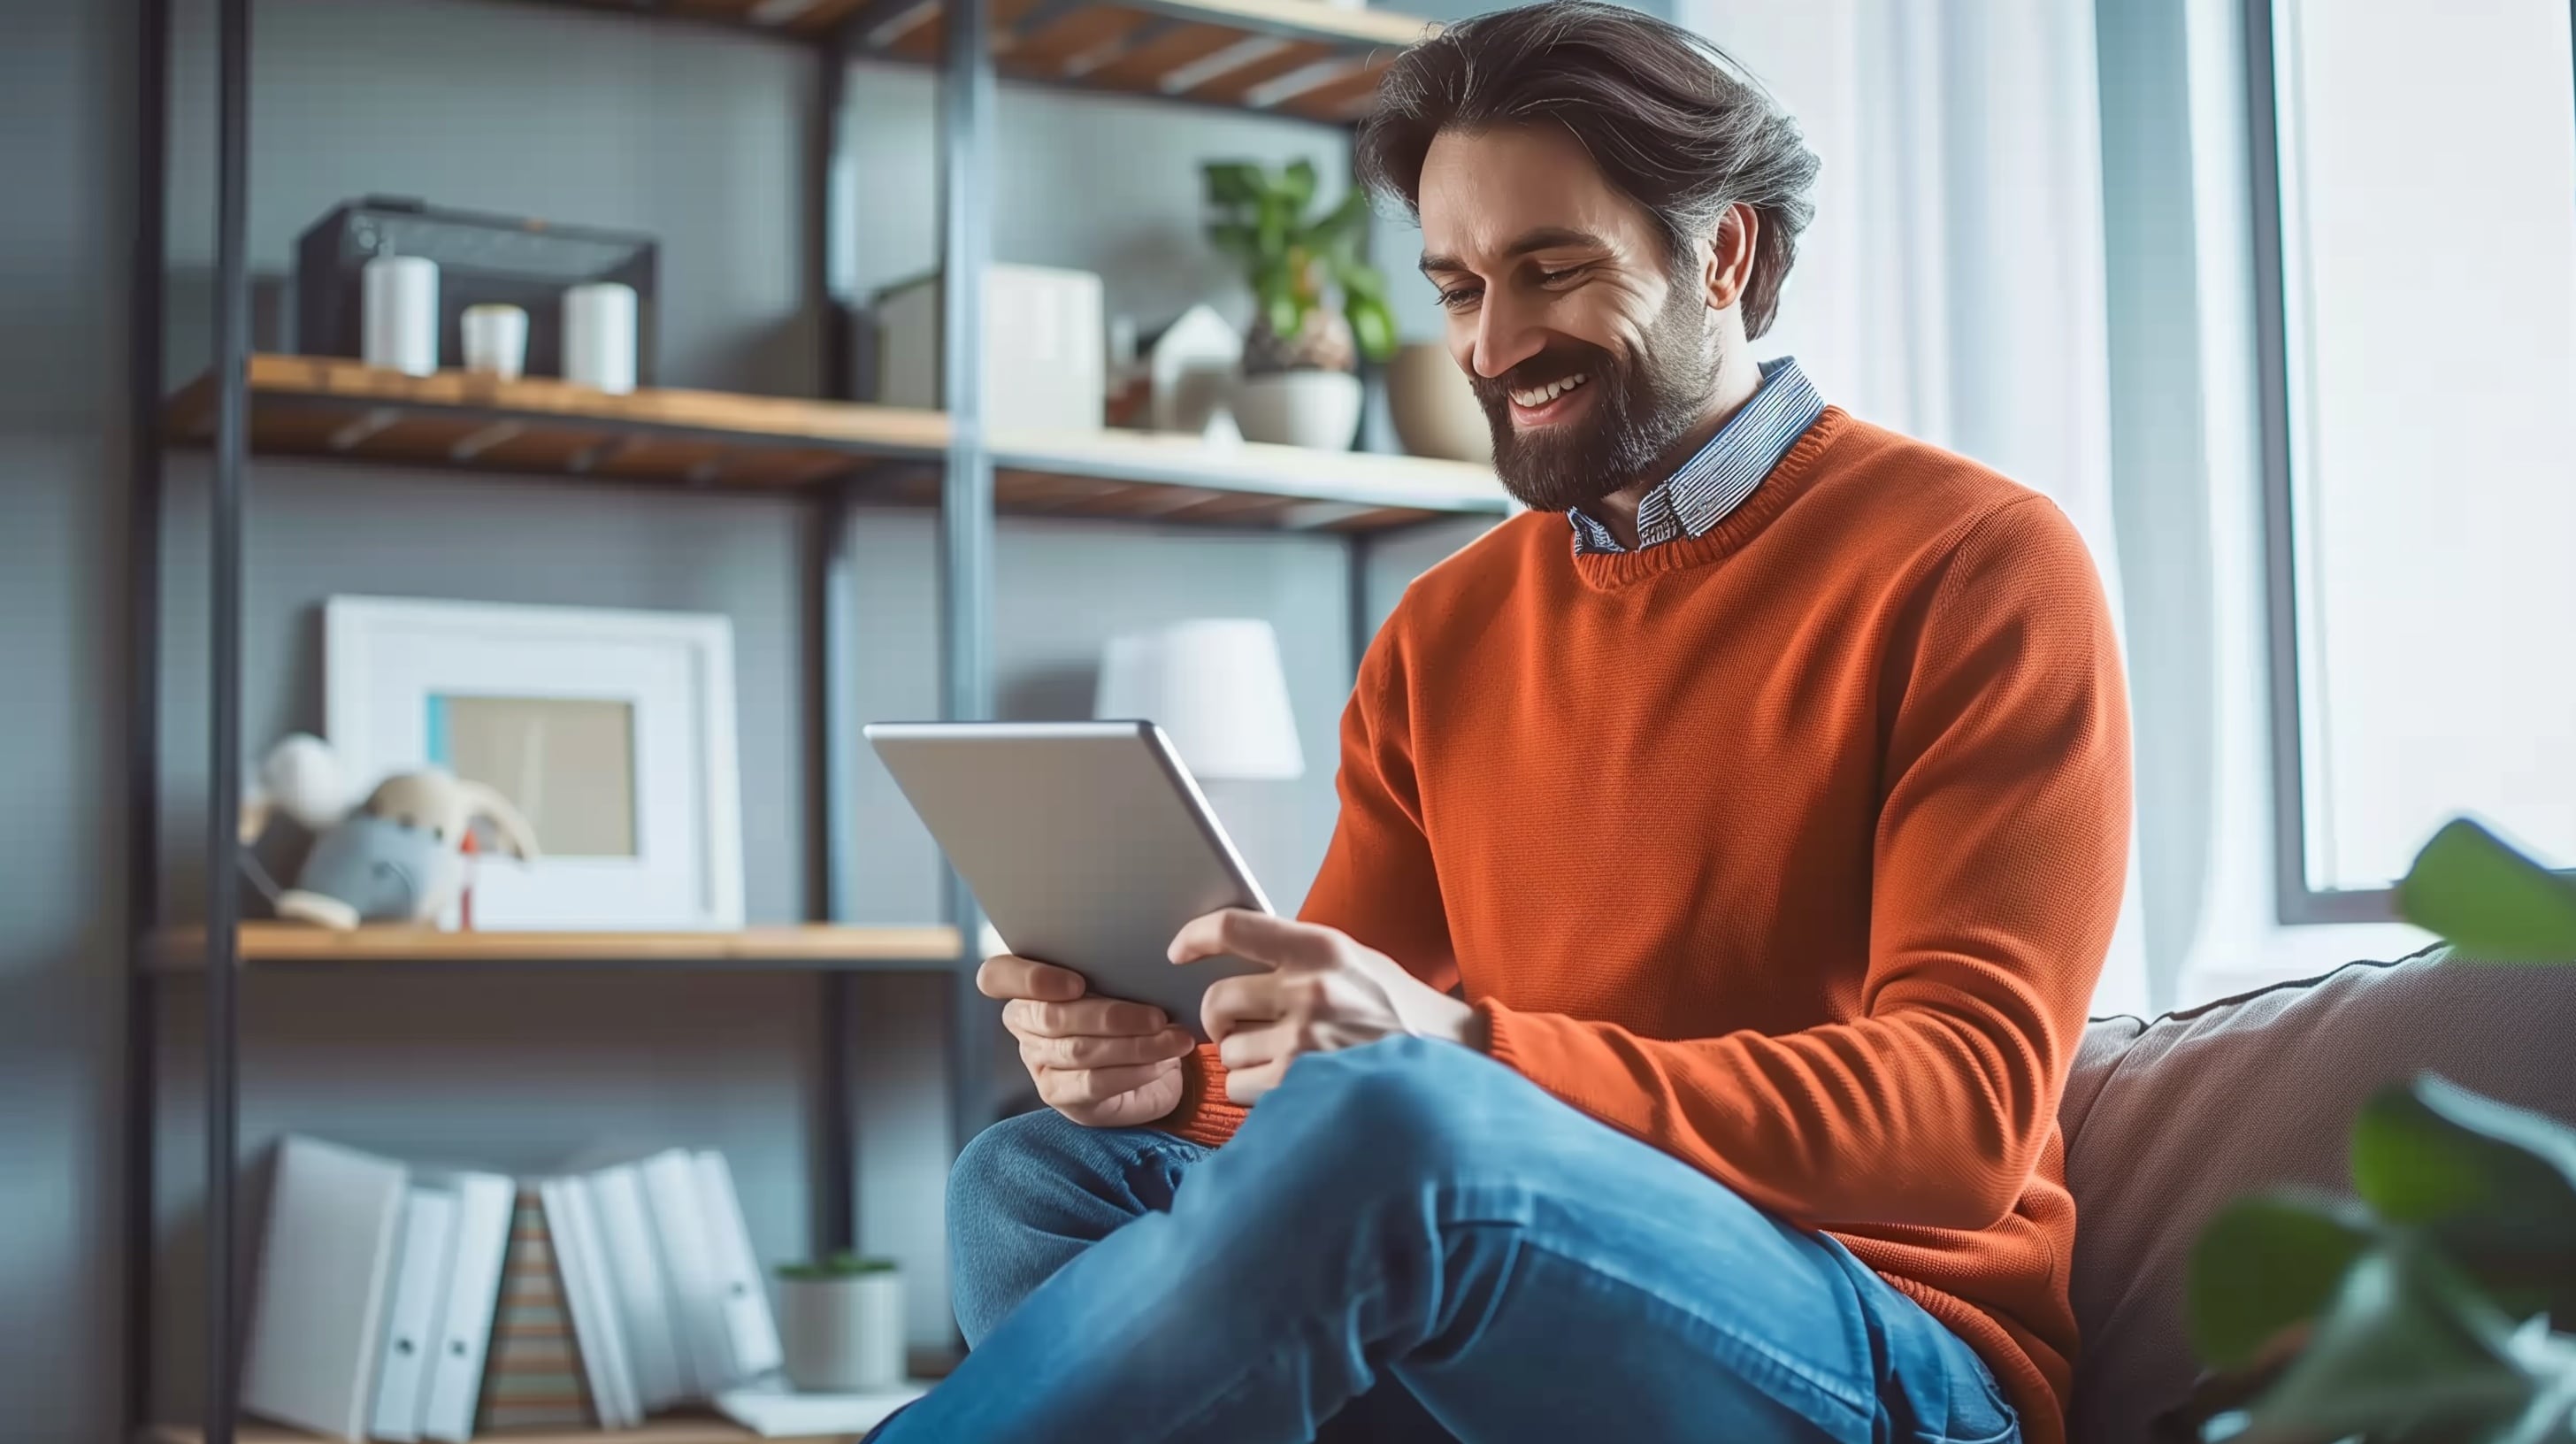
left=1162, top=409, right=2128, bottom=1444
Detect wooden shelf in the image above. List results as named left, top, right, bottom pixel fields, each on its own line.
left=169, top=355, right=1512, bottom=531
left=992, top=426, right=1506, bottom=529
left=640, top=0, right=1433, bottom=123
left=166, top=354, right=949, bottom=490
left=142, top=1422, right=862, bottom=1444
left=150, top=922, right=965, bottom=971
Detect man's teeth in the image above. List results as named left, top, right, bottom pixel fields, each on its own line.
left=1509, top=373, right=1589, bottom=409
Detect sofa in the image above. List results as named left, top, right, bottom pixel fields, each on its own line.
left=2057, top=946, right=2576, bottom=1442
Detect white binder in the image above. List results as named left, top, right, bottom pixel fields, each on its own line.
left=417, top=1171, right=515, bottom=1443
left=588, top=1163, right=687, bottom=1410
left=693, top=1151, right=784, bottom=1380
left=639, top=1148, right=727, bottom=1394
left=241, top=1137, right=409, bottom=1442
left=368, top=1186, right=460, bottom=1441
left=542, top=1177, right=640, bottom=1427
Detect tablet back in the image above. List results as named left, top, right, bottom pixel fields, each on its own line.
left=864, top=720, right=1271, bottom=1034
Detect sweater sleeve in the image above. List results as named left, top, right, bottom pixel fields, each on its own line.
left=1482, top=498, right=2130, bottom=1231
left=1159, top=619, right=1462, bottom=1147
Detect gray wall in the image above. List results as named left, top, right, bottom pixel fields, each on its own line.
left=10, top=0, right=1501, bottom=1433
left=1, top=0, right=142, bottom=1438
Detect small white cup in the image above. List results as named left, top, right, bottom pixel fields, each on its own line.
left=460, top=303, right=529, bottom=381
left=563, top=281, right=639, bottom=395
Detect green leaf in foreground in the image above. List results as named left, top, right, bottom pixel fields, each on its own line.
left=2220, top=1243, right=2535, bottom=1444
left=2350, top=1076, right=2576, bottom=1323
left=2189, top=1194, right=2378, bottom=1370
left=2396, top=818, right=2576, bottom=962
left=2490, top=1324, right=2576, bottom=1444
left=2353, top=1075, right=2576, bottom=1232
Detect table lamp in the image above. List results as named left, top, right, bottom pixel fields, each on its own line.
left=1093, top=618, right=1304, bottom=781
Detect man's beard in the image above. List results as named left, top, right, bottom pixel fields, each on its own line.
left=1468, top=286, right=1721, bottom=515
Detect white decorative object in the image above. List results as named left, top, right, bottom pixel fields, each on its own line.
left=323, top=596, right=743, bottom=930
left=1095, top=618, right=1303, bottom=781
left=1146, top=303, right=1243, bottom=434
left=242, top=732, right=349, bottom=841
left=362, top=255, right=440, bottom=377
left=715, top=1380, right=926, bottom=1439
left=777, top=1267, right=905, bottom=1394
left=461, top=303, right=530, bottom=380
left=564, top=281, right=640, bottom=395
left=1386, top=341, right=1493, bottom=463
left=877, top=264, right=1104, bottom=432
left=1230, top=370, right=1363, bottom=451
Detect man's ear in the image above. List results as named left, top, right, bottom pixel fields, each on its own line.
left=1703, top=202, right=1761, bottom=312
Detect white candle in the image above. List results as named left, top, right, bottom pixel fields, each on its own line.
left=563, top=281, right=638, bottom=395
left=361, top=256, right=440, bottom=377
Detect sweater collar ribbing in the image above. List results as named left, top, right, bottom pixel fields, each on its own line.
left=1566, top=408, right=1851, bottom=592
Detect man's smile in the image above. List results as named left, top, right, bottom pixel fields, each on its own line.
left=1506, top=369, right=1594, bottom=426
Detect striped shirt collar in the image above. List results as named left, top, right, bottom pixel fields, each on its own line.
left=1568, top=357, right=1826, bottom=556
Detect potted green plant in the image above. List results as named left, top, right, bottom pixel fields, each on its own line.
left=2167, top=819, right=2576, bottom=1443
left=775, top=1253, right=905, bottom=1394
left=1203, top=157, right=1397, bottom=450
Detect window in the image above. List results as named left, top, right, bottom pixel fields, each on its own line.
left=2250, top=0, right=2576, bottom=917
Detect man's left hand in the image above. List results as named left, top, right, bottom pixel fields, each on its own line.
left=1169, top=910, right=1483, bottom=1105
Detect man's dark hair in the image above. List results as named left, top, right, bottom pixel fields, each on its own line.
left=1355, top=1, right=1821, bottom=339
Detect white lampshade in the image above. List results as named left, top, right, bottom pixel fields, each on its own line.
left=1094, top=618, right=1304, bottom=781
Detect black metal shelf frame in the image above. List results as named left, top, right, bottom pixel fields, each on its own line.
left=123, top=1, right=1423, bottom=1438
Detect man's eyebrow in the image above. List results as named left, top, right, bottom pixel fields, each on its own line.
left=1419, top=227, right=1614, bottom=275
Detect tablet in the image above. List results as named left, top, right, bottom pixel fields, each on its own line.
left=863, top=720, right=1272, bottom=1035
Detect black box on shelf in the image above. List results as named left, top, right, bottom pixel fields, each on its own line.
left=293, top=196, right=659, bottom=382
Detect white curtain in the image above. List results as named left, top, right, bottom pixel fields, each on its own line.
left=1683, top=0, right=2151, bottom=1017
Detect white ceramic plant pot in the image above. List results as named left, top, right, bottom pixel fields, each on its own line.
left=1384, top=342, right=1493, bottom=463
left=778, top=1270, right=905, bottom=1394
left=1230, top=370, right=1364, bottom=451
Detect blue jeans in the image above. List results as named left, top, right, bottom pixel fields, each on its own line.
left=881, top=1037, right=2020, bottom=1444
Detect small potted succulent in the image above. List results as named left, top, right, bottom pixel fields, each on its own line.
left=775, top=1253, right=905, bottom=1394
left=1203, top=157, right=1397, bottom=449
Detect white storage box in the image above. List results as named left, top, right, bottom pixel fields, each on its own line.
left=876, top=265, right=1105, bottom=433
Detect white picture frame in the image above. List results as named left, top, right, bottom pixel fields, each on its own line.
left=324, top=595, right=744, bottom=931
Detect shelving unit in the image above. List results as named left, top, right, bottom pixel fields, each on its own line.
left=130, top=0, right=1479, bottom=1440
left=142, top=1422, right=862, bottom=1444
left=165, top=353, right=1509, bottom=528
left=147, top=923, right=966, bottom=970
left=572, top=0, right=1431, bottom=122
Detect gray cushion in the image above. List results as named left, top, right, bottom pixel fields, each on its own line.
left=2058, top=949, right=2576, bottom=1444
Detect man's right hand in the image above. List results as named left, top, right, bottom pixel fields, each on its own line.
left=980, top=953, right=1199, bottom=1128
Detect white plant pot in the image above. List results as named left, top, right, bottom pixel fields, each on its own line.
left=778, top=1271, right=905, bottom=1394
left=1230, top=370, right=1364, bottom=451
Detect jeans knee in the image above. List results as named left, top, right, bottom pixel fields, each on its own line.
left=947, top=1110, right=1066, bottom=1225
left=1266, top=1037, right=1495, bottom=1186
left=947, top=1110, right=1205, bottom=1345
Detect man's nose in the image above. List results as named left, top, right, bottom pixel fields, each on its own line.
left=1468, top=293, right=1546, bottom=380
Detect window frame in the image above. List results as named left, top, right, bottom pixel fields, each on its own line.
left=2240, top=0, right=2576, bottom=926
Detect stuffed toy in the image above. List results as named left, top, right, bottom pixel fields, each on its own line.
left=240, top=734, right=540, bottom=929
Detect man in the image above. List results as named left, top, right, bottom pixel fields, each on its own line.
left=875, top=4, right=2127, bottom=1440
